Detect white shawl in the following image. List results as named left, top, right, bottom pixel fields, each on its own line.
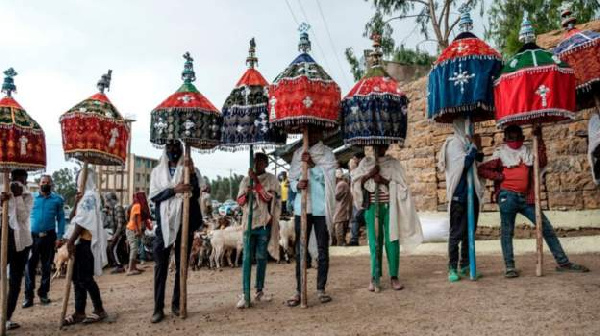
left=438, top=119, right=484, bottom=210
left=149, top=150, right=184, bottom=248
left=351, top=155, right=424, bottom=253
left=3, top=182, right=33, bottom=252
left=588, top=113, right=600, bottom=184
left=72, top=168, right=107, bottom=276
left=492, top=144, right=534, bottom=168
left=289, top=141, right=337, bottom=257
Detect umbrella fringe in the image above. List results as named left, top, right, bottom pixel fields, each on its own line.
left=496, top=109, right=575, bottom=128
left=433, top=54, right=503, bottom=70
left=495, top=65, right=575, bottom=85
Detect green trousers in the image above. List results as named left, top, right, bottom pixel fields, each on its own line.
left=365, top=203, right=399, bottom=278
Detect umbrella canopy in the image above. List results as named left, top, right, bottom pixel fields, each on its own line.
left=268, top=23, right=341, bottom=133
left=341, top=35, right=408, bottom=146
left=554, top=3, right=600, bottom=110
left=0, top=68, right=46, bottom=171
left=494, top=12, right=576, bottom=128
left=220, top=38, right=286, bottom=150
left=427, top=5, right=503, bottom=123
left=150, top=52, right=222, bottom=150
left=60, top=70, right=130, bottom=166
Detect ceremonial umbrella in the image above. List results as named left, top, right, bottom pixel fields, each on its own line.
left=341, top=34, right=409, bottom=290
left=150, top=52, right=222, bottom=318
left=0, top=68, right=46, bottom=336
left=220, top=38, right=286, bottom=307
left=427, top=5, right=502, bottom=280
left=269, top=23, right=341, bottom=308
left=494, top=12, right=576, bottom=276
left=58, top=70, right=130, bottom=327
left=554, top=3, right=600, bottom=111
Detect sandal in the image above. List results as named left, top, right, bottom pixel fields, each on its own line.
left=390, top=278, right=404, bottom=291
left=317, top=291, right=332, bottom=304
left=127, top=269, right=142, bottom=276
left=286, top=294, right=301, bottom=307
left=83, top=311, right=108, bottom=324
left=6, top=321, right=20, bottom=330
left=504, top=268, right=520, bottom=278
left=62, top=313, right=85, bottom=326
left=556, top=263, right=590, bottom=273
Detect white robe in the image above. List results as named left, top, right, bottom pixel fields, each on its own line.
left=2, top=182, right=33, bottom=252
left=588, top=113, right=600, bottom=184
left=351, top=155, right=424, bottom=253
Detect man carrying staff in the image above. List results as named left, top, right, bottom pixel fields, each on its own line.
left=0, top=169, right=33, bottom=330
left=478, top=125, right=589, bottom=278
left=438, top=119, right=484, bottom=282
left=149, top=142, right=202, bottom=323
left=286, top=129, right=337, bottom=307
left=235, top=153, right=281, bottom=308
left=351, top=145, right=423, bottom=292
left=62, top=168, right=108, bottom=326
left=24, top=174, right=66, bottom=308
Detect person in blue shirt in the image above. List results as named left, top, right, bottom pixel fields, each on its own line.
left=24, top=174, right=66, bottom=308
left=286, top=128, right=337, bottom=307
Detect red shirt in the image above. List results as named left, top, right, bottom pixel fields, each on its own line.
left=500, top=163, right=530, bottom=193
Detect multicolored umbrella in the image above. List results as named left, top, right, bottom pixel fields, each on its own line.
left=554, top=3, right=600, bottom=110
left=427, top=5, right=502, bottom=123
left=60, top=70, right=130, bottom=166
left=342, top=35, right=408, bottom=146
left=150, top=52, right=222, bottom=150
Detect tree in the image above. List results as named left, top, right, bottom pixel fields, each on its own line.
left=50, top=167, right=78, bottom=206
left=487, top=0, right=600, bottom=56
left=207, top=174, right=244, bottom=203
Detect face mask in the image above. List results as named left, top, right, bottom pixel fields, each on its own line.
left=40, top=184, right=51, bottom=193
left=506, top=140, right=523, bottom=150
left=167, top=151, right=181, bottom=163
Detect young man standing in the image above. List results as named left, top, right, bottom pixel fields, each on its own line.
left=438, top=119, right=484, bottom=282
left=149, top=142, right=202, bottom=323
left=348, top=151, right=366, bottom=246
left=478, top=125, right=589, bottom=278
left=236, top=153, right=281, bottom=308
left=279, top=171, right=289, bottom=216
left=24, top=174, right=66, bottom=308
left=351, top=145, right=423, bottom=292
left=333, top=169, right=352, bottom=246
left=286, top=128, right=337, bottom=306
left=104, top=192, right=127, bottom=274
left=0, top=169, right=33, bottom=330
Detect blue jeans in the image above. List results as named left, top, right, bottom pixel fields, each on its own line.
left=349, top=207, right=366, bottom=244
left=498, top=190, right=569, bottom=269
left=243, top=226, right=271, bottom=292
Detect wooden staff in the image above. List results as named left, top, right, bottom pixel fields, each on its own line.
left=60, top=162, right=88, bottom=327
left=465, top=118, right=478, bottom=280
left=372, top=148, right=381, bottom=292
left=300, top=126, right=309, bottom=308
left=1, top=170, right=10, bottom=336
left=180, top=143, right=191, bottom=318
left=532, top=125, right=543, bottom=277
left=242, top=146, right=254, bottom=308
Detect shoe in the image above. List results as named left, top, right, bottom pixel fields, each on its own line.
left=151, top=311, right=165, bottom=323
left=448, top=268, right=460, bottom=283
left=171, top=306, right=180, bottom=317
left=348, top=241, right=359, bottom=246
left=236, top=294, right=249, bottom=309
left=6, top=321, right=20, bottom=330
left=317, top=290, right=332, bottom=304
left=39, top=296, right=52, bottom=305
left=22, top=298, right=33, bottom=309
left=556, top=263, right=590, bottom=273
left=504, top=268, right=520, bottom=278
left=460, top=266, right=482, bottom=279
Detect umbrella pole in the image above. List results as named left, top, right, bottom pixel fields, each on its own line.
left=373, top=148, right=381, bottom=292
left=533, top=127, right=543, bottom=277
left=59, top=162, right=88, bottom=328
left=300, top=126, right=309, bottom=309
left=180, top=143, right=191, bottom=318
left=1, top=170, right=9, bottom=336
left=465, top=118, right=477, bottom=280
left=242, top=146, right=254, bottom=308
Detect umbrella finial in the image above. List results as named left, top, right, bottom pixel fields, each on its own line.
left=182, top=52, right=196, bottom=84
left=247, top=38, right=258, bottom=69
left=2, top=68, right=17, bottom=97
left=298, top=22, right=312, bottom=53
left=369, top=33, right=383, bottom=67
left=519, top=11, right=536, bottom=44
left=559, top=2, right=576, bottom=30
left=458, top=3, right=473, bottom=33
left=97, top=70, right=112, bottom=94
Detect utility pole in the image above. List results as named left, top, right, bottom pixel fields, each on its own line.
left=229, top=169, right=233, bottom=199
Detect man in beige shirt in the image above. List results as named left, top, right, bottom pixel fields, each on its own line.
left=333, top=169, right=352, bottom=246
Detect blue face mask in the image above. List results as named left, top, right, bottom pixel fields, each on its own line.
left=167, top=151, right=181, bottom=163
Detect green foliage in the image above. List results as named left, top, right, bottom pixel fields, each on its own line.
left=486, top=0, right=600, bottom=56
left=393, top=45, right=436, bottom=65
left=345, top=48, right=365, bottom=81
left=49, top=168, right=78, bottom=206
left=207, top=174, right=244, bottom=203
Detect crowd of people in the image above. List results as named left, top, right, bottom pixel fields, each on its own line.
left=0, top=124, right=594, bottom=330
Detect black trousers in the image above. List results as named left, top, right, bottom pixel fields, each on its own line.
left=107, top=232, right=127, bottom=267
left=448, top=200, right=479, bottom=269
left=153, top=224, right=193, bottom=313
left=73, top=240, right=104, bottom=314
left=294, top=215, right=329, bottom=293
left=25, top=230, right=56, bottom=299
left=5, top=228, right=29, bottom=320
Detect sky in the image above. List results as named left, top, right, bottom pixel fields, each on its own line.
left=1, top=0, right=487, bottom=180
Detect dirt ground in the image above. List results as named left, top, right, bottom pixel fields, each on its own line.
left=11, top=253, right=600, bottom=336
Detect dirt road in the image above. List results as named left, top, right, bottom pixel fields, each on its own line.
left=12, top=253, right=600, bottom=335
